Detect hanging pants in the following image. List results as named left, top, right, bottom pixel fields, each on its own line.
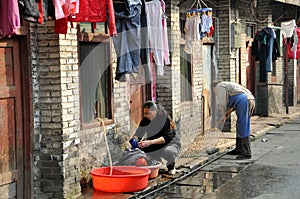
left=228, top=93, right=250, bottom=138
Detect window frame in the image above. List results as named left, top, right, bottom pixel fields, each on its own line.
left=180, top=44, right=193, bottom=102
left=78, top=24, right=114, bottom=128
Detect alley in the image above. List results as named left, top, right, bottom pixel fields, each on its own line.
left=137, top=115, right=300, bottom=199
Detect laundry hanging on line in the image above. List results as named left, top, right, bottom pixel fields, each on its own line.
left=145, top=0, right=170, bottom=76
left=281, top=20, right=299, bottom=60
left=112, top=0, right=170, bottom=82
left=0, top=0, right=20, bottom=38
left=184, top=7, right=214, bottom=54
left=252, top=26, right=280, bottom=82
left=184, top=11, right=201, bottom=54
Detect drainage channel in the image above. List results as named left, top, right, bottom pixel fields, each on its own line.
left=80, top=153, right=251, bottom=199
left=132, top=154, right=251, bottom=199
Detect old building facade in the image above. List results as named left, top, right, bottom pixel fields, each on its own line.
left=0, top=0, right=299, bottom=198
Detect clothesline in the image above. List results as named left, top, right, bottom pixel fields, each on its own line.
left=186, top=0, right=212, bottom=11
left=190, top=0, right=208, bottom=9
left=268, top=25, right=281, bottom=30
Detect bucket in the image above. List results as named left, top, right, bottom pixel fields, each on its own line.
left=90, top=166, right=151, bottom=192
left=139, top=161, right=162, bottom=179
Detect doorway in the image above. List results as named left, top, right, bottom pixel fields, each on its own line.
left=0, top=38, right=31, bottom=198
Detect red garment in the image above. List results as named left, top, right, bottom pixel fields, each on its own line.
left=55, top=17, right=68, bottom=34
left=0, top=0, right=20, bottom=38
left=38, top=0, right=44, bottom=24
left=295, top=28, right=300, bottom=60
left=207, top=19, right=214, bottom=37
left=69, top=0, right=116, bottom=36
left=287, top=28, right=300, bottom=60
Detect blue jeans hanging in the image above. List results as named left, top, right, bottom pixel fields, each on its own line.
left=112, top=0, right=142, bottom=81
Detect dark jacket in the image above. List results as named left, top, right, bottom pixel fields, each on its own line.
left=134, top=114, right=175, bottom=153
left=19, top=0, right=54, bottom=24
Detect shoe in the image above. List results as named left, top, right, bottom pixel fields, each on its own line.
left=227, top=149, right=242, bottom=155
left=168, top=168, right=176, bottom=175
left=236, top=155, right=251, bottom=160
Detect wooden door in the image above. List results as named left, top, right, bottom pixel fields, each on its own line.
left=129, top=67, right=151, bottom=135
left=129, top=84, right=145, bottom=135
left=0, top=40, right=24, bottom=198
left=246, top=41, right=256, bottom=97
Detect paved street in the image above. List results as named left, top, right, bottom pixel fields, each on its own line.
left=201, top=115, right=300, bottom=199
left=142, top=113, right=300, bottom=199
left=81, top=105, right=300, bottom=199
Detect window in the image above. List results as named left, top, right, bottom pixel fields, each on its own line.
left=79, top=40, right=112, bottom=125
left=180, top=45, right=192, bottom=101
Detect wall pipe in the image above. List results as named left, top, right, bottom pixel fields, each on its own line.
left=284, top=39, right=289, bottom=114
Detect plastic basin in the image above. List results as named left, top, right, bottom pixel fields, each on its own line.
left=139, top=161, right=162, bottom=179
left=90, top=166, right=151, bottom=193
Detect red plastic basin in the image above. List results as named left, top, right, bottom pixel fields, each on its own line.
left=139, top=161, right=162, bottom=179
left=90, top=166, right=151, bottom=193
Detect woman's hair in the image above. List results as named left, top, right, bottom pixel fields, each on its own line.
left=156, top=103, right=167, bottom=116
left=156, top=103, right=176, bottom=130
left=143, top=100, right=157, bottom=111
left=143, top=101, right=176, bottom=129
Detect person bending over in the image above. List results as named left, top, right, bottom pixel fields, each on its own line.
left=214, top=81, right=255, bottom=160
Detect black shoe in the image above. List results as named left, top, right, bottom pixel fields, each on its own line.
left=236, top=155, right=251, bottom=160
left=227, top=149, right=242, bottom=155
left=167, top=163, right=175, bottom=171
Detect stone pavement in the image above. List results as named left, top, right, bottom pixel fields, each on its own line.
left=128, top=104, right=300, bottom=198
left=175, top=104, right=300, bottom=175
left=83, top=104, right=300, bottom=198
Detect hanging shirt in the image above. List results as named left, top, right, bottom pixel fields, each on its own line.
left=69, top=0, right=116, bottom=36
left=207, top=18, right=214, bottom=37
left=201, top=13, right=212, bottom=33
left=0, top=0, right=20, bottom=38
left=281, top=20, right=296, bottom=38
left=53, top=0, right=80, bottom=34
left=296, top=28, right=300, bottom=60
left=53, top=0, right=79, bottom=20
left=20, top=0, right=52, bottom=24
left=161, top=0, right=170, bottom=65
left=146, top=0, right=168, bottom=75
left=256, top=27, right=277, bottom=73
left=184, top=14, right=201, bottom=54
left=288, top=28, right=300, bottom=60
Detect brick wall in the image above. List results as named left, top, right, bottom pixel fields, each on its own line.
left=78, top=36, right=130, bottom=188
left=160, top=0, right=204, bottom=154
left=217, top=0, right=231, bottom=81
left=30, top=21, right=81, bottom=198
left=288, top=60, right=297, bottom=106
